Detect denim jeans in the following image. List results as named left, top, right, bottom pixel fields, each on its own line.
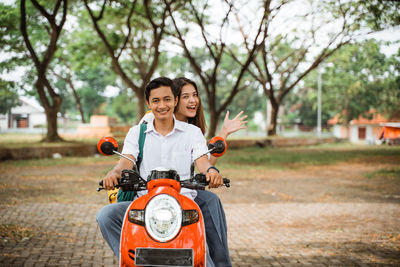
left=195, top=190, right=232, bottom=267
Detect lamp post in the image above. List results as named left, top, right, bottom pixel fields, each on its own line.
left=317, top=67, right=322, bottom=138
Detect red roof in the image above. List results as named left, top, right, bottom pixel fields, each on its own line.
left=329, top=110, right=399, bottom=125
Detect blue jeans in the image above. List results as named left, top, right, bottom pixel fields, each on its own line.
left=96, top=190, right=231, bottom=266
left=195, top=190, right=232, bottom=267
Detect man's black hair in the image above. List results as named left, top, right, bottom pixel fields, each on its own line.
left=145, top=77, right=175, bottom=101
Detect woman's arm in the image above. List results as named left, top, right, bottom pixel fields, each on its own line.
left=210, top=111, right=247, bottom=165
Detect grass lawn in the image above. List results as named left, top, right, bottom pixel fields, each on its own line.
left=0, top=133, right=125, bottom=148
left=1, top=132, right=399, bottom=170
left=0, top=142, right=399, bottom=205
left=217, top=144, right=400, bottom=170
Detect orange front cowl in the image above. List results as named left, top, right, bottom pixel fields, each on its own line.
left=120, top=181, right=205, bottom=267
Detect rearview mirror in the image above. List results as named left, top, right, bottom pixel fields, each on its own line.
left=97, top=137, right=119, bottom=156
left=208, top=136, right=227, bottom=157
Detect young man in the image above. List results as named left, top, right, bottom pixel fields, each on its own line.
left=96, top=77, right=223, bottom=265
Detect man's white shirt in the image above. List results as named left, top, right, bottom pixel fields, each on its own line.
left=122, top=115, right=209, bottom=199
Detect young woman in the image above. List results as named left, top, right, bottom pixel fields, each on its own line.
left=141, top=77, right=247, bottom=267
left=172, top=77, right=247, bottom=165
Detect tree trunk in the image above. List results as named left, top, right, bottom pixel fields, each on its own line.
left=20, top=0, right=67, bottom=143
left=76, top=102, right=86, bottom=124
left=35, top=78, right=63, bottom=142
left=136, top=93, right=146, bottom=124
left=267, top=101, right=280, bottom=136
left=43, top=108, right=62, bottom=142
left=207, top=106, right=220, bottom=139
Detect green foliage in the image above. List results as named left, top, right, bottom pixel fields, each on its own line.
left=318, top=0, right=400, bottom=32
left=284, top=79, right=332, bottom=127
left=218, top=145, right=400, bottom=170
left=108, top=91, right=137, bottom=124
left=318, top=40, right=399, bottom=123
left=0, top=2, right=28, bottom=71
left=289, top=40, right=399, bottom=126
left=78, top=87, right=106, bottom=121
left=353, top=0, right=400, bottom=31
left=0, top=79, right=19, bottom=114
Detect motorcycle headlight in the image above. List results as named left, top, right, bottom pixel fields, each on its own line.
left=145, top=194, right=182, bottom=242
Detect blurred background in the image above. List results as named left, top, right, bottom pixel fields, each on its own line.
left=0, top=0, right=399, bottom=146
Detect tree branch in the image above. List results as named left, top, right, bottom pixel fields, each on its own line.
left=20, top=0, right=40, bottom=69
left=117, top=0, right=137, bottom=60
left=165, top=1, right=210, bottom=95
left=31, top=0, right=53, bottom=22
left=187, top=0, right=216, bottom=60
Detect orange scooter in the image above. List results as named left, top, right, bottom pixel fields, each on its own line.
left=97, top=136, right=229, bottom=267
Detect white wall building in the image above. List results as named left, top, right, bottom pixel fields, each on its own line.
left=0, top=96, right=46, bottom=131
left=329, top=111, right=398, bottom=144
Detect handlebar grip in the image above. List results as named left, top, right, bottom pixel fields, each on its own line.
left=98, top=180, right=120, bottom=191
left=223, top=178, right=230, bottom=188
left=96, top=180, right=104, bottom=191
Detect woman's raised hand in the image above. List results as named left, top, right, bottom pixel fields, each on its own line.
left=220, top=111, right=248, bottom=139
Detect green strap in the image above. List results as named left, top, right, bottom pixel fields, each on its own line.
left=117, top=121, right=147, bottom=202
left=117, top=190, right=136, bottom=203
left=138, top=122, right=147, bottom=163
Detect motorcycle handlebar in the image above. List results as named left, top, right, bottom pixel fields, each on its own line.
left=97, top=178, right=230, bottom=191
left=223, top=178, right=230, bottom=186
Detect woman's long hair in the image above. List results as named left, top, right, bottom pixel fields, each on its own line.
left=172, top=77, right=207, bottom=134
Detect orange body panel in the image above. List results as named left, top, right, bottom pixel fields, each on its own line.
left=120, top=179, right=205, bottom=267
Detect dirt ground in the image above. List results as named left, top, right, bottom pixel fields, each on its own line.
left=2, top=159, right=399, bottom=206
left=215, top=161, right=400, bottom=204
left=0, top=150, right=399, bottom=266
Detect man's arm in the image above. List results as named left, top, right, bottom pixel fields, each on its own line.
left=103, top=124, right=140, bottom=190
left=102, top=155, right=136, bottom=190
left=195, top=155, right=223, bottom=188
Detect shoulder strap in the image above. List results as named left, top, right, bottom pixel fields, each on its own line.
left=117, top=121, right=147, bottom=203
left=136, top=121, right=148, bottom=169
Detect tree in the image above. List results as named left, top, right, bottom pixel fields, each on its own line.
left=49, top=61, right=86, bottom=123
left=20, top=0, right=67, bottom=141
left=311, top=40, right=400, bottom=125
left=75, top=65, right=110, bottom=121
left=166, top=0, right=266, bottom=137
left=83, top=0, right=172, bottom=122
left=0, top=2, right=27, bottom=73
left=0, top=79, right=19, bottom=115
left=376, top=49, right=400, bottom=118
left=282, top=82, right=332, bottom=128
left=50, top=6, right=118, bottom=124
left=108, top=90, right=137, bottom=125
left=1, top=2, right=29, bottom=114
left=246, top=0, right=400, bottom=135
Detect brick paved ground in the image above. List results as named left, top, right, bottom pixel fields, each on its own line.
left=1, top=202, right=399, bottom=266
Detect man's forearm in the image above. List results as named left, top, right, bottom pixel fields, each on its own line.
left=195, top=155, right=213, bottom=173
left=115, top=156, right=135, bottom=172
left=103, top=155, right=136, bottom=190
